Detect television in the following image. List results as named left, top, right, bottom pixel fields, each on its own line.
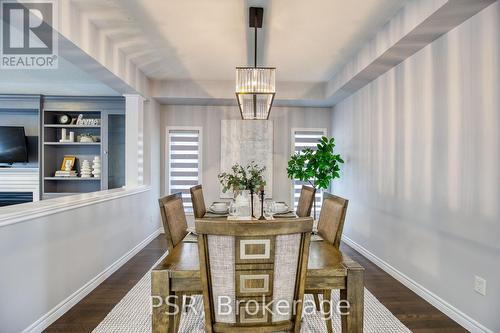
left=0, top=126, right=28, bottom=164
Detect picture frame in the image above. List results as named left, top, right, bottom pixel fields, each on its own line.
left=60, top=156, right=76, bottom=171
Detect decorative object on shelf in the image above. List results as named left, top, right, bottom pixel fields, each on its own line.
left=78, top=134, right=94, bottom=143
left=76, top=114, right=101, bottom=126
left=60, top=156, right=76, bottom=171
left=92, top=156, right=101, bottom=179
left=54, top=170, right=77, bottom=178
left=57, top=114, right=72, bottom=125
left=287, top=136, right=344, bottom=219
left=59, top=129, right=75, bottom=143
left=59, top=128, right=68, bottom=142
left=80, top=160, right=92, bottom=178
left=235, top=7, right=275, bottom=120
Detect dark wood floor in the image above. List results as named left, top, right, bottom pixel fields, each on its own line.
left=45, top=235, right=467, bottom=333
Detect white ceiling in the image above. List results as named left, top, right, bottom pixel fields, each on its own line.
left=73, top=0, right=408, bottom=82
left=0, top=57, right=119, bottom=96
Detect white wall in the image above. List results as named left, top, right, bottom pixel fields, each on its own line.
left=160, top=105, right=331, bottom=205
left=331, top=3, right=499, bottom=332
left=0, top=189, right=160, bottom=333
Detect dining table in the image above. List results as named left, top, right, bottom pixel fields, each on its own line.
left=151, top=203, right=364, bottom=333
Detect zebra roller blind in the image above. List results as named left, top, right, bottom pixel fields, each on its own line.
left=168, top=128, right=201, bottom=213
left=292, top=129, right=327, bottom=219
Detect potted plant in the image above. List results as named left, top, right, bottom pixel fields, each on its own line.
left=287, top=136, right=344, bottom=219
left=218, top=161, right=266, bottom=217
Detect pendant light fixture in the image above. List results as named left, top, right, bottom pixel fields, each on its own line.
left=235, top=7, right=276, bottom=120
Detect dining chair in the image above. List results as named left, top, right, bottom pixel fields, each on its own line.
left=158, top=192, right=199, bottom=330
left=190, top=184, right=207, bottom=219
left=158, top=192, right=189, bottom=253
left=318, top=193, right=348, bottom=249
left=309, top=193, right=349, bottom=333
left=196, top=217, right=313, bottom=333
left=296, top=185, right=316, bottom=217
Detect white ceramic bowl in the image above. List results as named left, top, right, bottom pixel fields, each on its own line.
left=211, top=203, right=228, bottom=212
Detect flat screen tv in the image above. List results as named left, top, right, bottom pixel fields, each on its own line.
left=0, top=126, right=28, bottom=164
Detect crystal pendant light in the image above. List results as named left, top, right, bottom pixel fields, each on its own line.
left=235, top=7, right=276, bottom=120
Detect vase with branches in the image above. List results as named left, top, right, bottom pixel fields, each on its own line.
left=287, top=136, right=344, bottom=219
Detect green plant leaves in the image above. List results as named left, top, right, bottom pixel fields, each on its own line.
left=286, top=136, right=344, bottom=190
left=218, top=161, right=267, bottom=192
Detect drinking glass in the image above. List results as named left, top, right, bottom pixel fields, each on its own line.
left=264, top=200, right=276, bottom=218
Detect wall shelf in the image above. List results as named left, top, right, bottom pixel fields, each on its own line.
left=44, top=142, right=101, bottom=146
left=44, top=177, right=101, bottom=181
left=43, top=124, right=101, bottom=128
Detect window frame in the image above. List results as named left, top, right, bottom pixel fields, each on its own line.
left=290, top=127, right=328, bottom=218
left=165, top=126, right=203, bottom=215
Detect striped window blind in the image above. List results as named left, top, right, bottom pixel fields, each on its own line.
left=292, top=129, right=327, bottom=219
left=168, top=128, right=201, bottom=213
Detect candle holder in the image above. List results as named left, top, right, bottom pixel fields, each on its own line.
left=258, top=189, right=266, bottom=220
left=250, top=187, right=255, bottom=218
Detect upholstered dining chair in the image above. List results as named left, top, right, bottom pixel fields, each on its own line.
left=309, top=193, right=349, bottom=333
left=196, top=217, right=313, bottom=333
left=296, top=185, right=316, bottom=217
left=158, top=192, right=189, bottom=253
left=190, top=184, right=207, bottom=219
left=317, top=193, right=348, bottom=249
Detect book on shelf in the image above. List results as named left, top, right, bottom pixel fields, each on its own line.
left=54, top=170, right=78, bottom=177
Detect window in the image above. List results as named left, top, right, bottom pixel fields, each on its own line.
left=167, top=127, right=202, bottom=213
left=291, top=128, right=327, bottom=219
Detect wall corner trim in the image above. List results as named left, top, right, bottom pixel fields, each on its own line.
left=21, top=227, right=163, bottom=333
left=342, top=235, right=494, bottom=333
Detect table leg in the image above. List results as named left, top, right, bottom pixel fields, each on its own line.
left=340, top=268, right=364, bottom=333
left=152, top=270, right=175, bottom=333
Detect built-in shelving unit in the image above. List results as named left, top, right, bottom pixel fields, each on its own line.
left=1, top=94, right=126, bottom=201
left=42, top=106, right=103, bottom=198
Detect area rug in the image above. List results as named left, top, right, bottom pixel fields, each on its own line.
left=92, top=255, right=411, bottom=333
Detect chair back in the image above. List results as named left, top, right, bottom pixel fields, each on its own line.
left=158, top=193, right=188, bottom=252
left=296, top=185, right=316, bottom=217
left=190, top=185, right=207, bottom=218
left=317, top=193, right=348, bottom=249
left=196, top=218, right=313, bottom=333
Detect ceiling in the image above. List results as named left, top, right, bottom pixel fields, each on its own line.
left=0, top=57, right=119, bottom=96
left=73, top=0, right=408, bottom=83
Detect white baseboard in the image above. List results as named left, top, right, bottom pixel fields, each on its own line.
left=23, top=228, right=163, bottom=333
left=342, top=235, right=493, bottom=333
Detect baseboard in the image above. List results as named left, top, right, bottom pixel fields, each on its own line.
left=23, top=227, right=163, bottom=333
left=342, top=235, right=494, bottom=333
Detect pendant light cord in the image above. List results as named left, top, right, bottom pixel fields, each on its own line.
left=254, top=12, right=258, bottom=68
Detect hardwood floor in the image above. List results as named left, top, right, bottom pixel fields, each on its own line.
left=45, top=235, right=467, bottom=333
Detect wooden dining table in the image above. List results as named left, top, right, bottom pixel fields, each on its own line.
left=151, top=213, right=364, bottom=333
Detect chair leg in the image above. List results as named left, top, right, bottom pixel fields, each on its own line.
left=313, top=293, right=321, bottom=311
left=322, top=290, right=333, bottom=333
left=173, top=292, right=183, bottom=332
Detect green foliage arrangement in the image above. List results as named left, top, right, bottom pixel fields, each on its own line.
left=218, top=161, right=266, bottom=193
left=287, top=136, right=344, bottom=215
